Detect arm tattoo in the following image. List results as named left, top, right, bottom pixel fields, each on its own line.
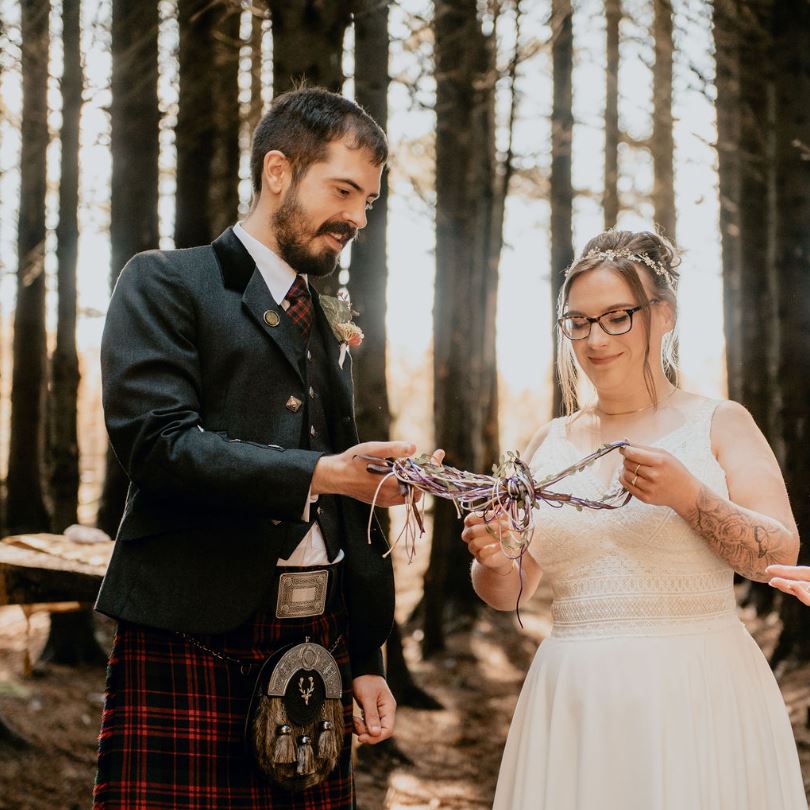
left=685, top=485, right=790, bottom=581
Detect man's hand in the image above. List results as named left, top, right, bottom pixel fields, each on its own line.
left=352, top=674, right=395, bottom=745
left=312, top=442, right=444, bottom=507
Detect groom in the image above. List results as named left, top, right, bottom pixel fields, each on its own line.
left=94, top=88, right=417, bottom=808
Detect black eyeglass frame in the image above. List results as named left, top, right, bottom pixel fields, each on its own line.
left=557, top=299, right=659, bottom=341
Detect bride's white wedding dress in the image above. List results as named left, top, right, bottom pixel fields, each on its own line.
left=494, top=398, right=805, bottom=810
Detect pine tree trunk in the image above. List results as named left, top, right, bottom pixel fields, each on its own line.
left=713, top=0, right=743, bottom=404
left=714, top=1, right=780, bottom=617
left=426, top=0, right=502, bottom=656
left=350, top=0, right=391, bottom=455
left=49, top=0, right=82, bottom=534
left=652, top=0, right=675, bottom=242
left=247, top=4, right=267, bottom=139
left=737, top=0, right=779, bottom=448
left=209, top=1, right=241, bottom=236
left=771, top=0, right=810, bottom=665
left=98, top=0, right=160, bottom=538
left=268, top=0, right=352, bottom=95
left=350, top=0, right=436, bottom=710
left=550, top=0, right=574, bottom=418
left=174, top=0, right=218, bottom=247
left=41, top=0, right=108, bottom=667
left=603, top=0, right=620, bottom=229
left=7, top=0, right=51, bottom=536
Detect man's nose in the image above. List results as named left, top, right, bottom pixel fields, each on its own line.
left=345, top=201, right=367, bottom=230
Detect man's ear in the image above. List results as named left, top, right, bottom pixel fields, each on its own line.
left=262, top=150, right=291, bottom=196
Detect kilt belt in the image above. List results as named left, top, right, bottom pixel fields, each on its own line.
left=94, top=562, right=355, bottom=810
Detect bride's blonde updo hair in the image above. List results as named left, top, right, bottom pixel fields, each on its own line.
left=557, top=229, right=681, bottom=415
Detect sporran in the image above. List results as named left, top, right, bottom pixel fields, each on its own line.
left=245, top=638, right=344, bottom=791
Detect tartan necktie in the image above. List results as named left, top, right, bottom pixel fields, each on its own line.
left=284, top=274, right=313, bottom=343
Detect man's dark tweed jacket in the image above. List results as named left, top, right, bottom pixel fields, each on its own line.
left=95, top=226, right=394, bottom=677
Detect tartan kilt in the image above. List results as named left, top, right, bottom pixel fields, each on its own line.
left=94, top=597, right=354, bottom=809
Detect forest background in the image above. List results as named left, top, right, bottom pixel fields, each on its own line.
left=0, top=0, right=809, bottom=807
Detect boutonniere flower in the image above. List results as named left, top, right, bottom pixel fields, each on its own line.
left=319, top=291, right=364, bottom=368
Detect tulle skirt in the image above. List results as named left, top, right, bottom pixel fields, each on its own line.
left=494, top=615, right=806, bottom=810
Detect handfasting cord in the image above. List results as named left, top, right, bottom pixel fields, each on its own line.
left=361, top=440, right=632, bottom=624
left=362, top=439, right=631, bottom=556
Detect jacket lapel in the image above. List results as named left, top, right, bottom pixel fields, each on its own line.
left=311, top=286, right=355, bottom=426
left=212, top=227, right=305, bottom=384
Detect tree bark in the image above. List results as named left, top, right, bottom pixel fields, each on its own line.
left=247, top=3, right=267, bottom=139
left=426, top=0, right=503, bottom=655
left=7, top=0, right=51, bottom=536
left=98, top=0, right=160, bottom=538
left=42, top=0, right=110, bottom=667
left=268, top=0, right=352, bottom=95
left=737, top=0, right=778, bottom=447
left=350, top=0, right=436, bottom=711
left=713, top=0, right=743, bottom=403
left=174, top=0, right=240, bottom=245
left=652, top=0, right=675, bottom=242
left=771, top=0, right=810, bottom=665
left=49, top=0, right=82, bottom=534
left=603, top=0, right=620, bottom=229
left=174, top=0, right=218, bottom=248
left=550, top=0, right=574, bottom=418
left=350, top=0, right=391, bottom=457
left=209, top=1, right=241, bottom=236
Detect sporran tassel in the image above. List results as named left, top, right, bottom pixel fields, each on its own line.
left=273, top=723, right=297, bottom=765
left=296, top=735, right=315, bottom=776
left=317, top=719, right=338, bottom=760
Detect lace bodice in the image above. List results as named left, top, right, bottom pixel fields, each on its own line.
left=528, top=397, right=737, bottom=638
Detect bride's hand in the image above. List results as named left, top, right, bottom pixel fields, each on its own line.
left=619, top=443, right=701, bottom=513
left=461, top=513, right=516, bottom=576
left=766, top=564, right=810, bottom=606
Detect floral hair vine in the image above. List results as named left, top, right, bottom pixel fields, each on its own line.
left=574, top=248, right=675, bottom=286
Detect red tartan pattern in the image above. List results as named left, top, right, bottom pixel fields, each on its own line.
left=284, top=275, right=313, bottom=343
left=94, top=603, right=354, bottom=809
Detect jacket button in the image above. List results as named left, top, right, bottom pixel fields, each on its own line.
left=310, top=425, right=317, bottom=438
left=285, top=396, right=302, bottom=413
left=306, top=349, right=312, bottom=361
left=309, top=386, right=316, bottom=399
left=316, top=506, right=322, bottom=516
left=263, top=310, right=280, bottom=327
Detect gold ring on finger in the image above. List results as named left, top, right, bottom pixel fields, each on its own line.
left=631, top=474, right=638, bottom=487
left=633, top=463, right=641, bottom=476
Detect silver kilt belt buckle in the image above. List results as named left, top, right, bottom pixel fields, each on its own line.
left=276, top=570, right=329, bottom=619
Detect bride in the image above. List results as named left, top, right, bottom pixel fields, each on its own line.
left=462, top=230, right=805, bottom=809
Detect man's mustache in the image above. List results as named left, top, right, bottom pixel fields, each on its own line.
left=316, top=220, right=358, bottom=241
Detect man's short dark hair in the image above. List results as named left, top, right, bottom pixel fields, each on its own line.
left=250, top=87, right=388, bottom=194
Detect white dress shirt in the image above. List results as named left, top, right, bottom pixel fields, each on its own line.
left=232, top=222, right=343, bottom=566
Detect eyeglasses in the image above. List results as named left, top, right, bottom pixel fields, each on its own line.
left=558, top=300, right=658, bottom=340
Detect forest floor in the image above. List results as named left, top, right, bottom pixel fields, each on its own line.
left=0, top=554, right=809, bottom=810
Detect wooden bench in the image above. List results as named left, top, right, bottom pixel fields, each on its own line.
left=0, top=533, right=111, bottom=609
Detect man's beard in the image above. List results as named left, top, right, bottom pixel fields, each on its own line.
left=271, top=189, right=357, bottom=278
